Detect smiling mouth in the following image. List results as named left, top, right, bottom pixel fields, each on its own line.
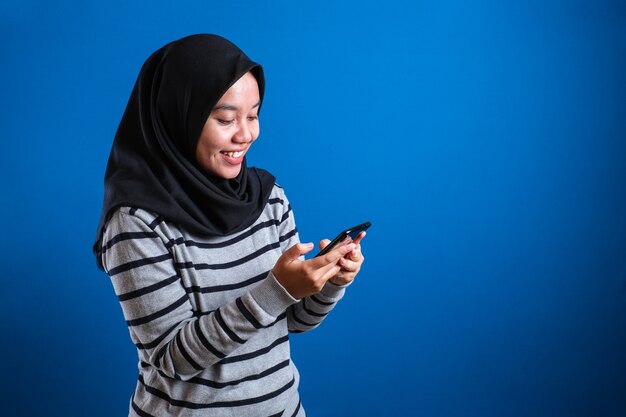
left=221, top=150, right=245, bottom=158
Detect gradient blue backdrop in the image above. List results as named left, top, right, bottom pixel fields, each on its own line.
left=2, top=1, right=625, bottom=416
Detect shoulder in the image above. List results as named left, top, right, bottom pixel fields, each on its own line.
left=101, top=206, right=181, bottom=252
left=104, top=206, right=164, bottom=233
left=267, top=182, right=296, bottom=214
left=262, top=183, right=298, bottom=231
left=99, top=207, right=171, bottom=274
left=270, top=182, right=287, bottom=202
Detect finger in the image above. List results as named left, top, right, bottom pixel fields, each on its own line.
left=315, top=255, right=348, bottom=279
left=319, top=236, right=352, bottom=251
left=318, top=239, right=331, bottom=250
left=349, top=245, right=363, bottom=262
left=284, top=242, right=315, bottom=262
left=339, top=257, right=360, bottom=272
left=319, top=264, right=342, bottom=283
left=352, top=231, right=367, bottom=246
left=307, top=242, right=356, bottom=270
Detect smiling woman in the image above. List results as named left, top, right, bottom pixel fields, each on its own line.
left=93, top=34, right=366, bottom=417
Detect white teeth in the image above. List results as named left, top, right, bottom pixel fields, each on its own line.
left=223, top=151, right=244, bottom=158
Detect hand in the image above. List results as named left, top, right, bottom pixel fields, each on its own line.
left=272, top=241, right=357, bottom=299
left=323, top=231, right=366, bottom=286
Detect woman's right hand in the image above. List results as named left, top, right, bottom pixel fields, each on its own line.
left=272, top=242, right=356, bottom=299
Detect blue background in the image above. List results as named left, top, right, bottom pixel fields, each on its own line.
left=2, top=1, right=625, bottom=416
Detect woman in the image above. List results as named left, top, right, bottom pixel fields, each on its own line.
left=94, top=34, right=365, bottom=417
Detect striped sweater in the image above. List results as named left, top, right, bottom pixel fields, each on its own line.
left=100, top=184, right=347, bottom=417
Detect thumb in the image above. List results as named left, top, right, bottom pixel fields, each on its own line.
left=284, top=242, right=315, bottom=262
left=318, top=239, right=331, bottom=250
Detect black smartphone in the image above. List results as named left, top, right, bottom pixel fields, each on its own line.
left=315, top=221, right=371, bottom=257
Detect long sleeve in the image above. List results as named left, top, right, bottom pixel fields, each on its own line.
left=273, top=186, right=349, bottom=334
left=101, top=209, right=298, bottom=381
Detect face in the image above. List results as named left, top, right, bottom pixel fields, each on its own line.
left=195, top=72, right=261, bottom=179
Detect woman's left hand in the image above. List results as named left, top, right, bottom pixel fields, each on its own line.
left=321, top=231, right=366, bottom=286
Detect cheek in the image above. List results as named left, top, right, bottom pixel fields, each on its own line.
left=196, top=128, right=224, bottom=154
left=196, top=138, right=221, bottom=166
left=200, top=145, right=221, bottom=162
left=252, top=124, right=261, bottom=141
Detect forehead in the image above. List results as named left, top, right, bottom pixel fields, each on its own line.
left=215, top=72, right=260, bottom=106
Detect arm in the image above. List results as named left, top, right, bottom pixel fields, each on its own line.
left=273, top=189, right=352, bottom=333
left=101, top=209, right=297, bottom=381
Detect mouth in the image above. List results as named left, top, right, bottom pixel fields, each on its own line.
left=221, top=150, right=245, bottom=158
left=220, top=149, right=246, bottom=165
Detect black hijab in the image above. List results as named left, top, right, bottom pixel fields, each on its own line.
left=94, top=34, right=275, bottom=267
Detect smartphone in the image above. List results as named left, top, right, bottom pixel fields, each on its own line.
left=315, top=221, right=371, bottom=257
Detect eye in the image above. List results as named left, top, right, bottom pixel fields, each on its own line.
left=247, top=115, right=259, bottom=122
left=217, top=119, right=234, bottom=126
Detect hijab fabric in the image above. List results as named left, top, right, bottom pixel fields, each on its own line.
left=94, top=34, right=275, bottom=267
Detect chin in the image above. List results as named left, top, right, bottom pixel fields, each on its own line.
left=200, top=163, right=241, bottom=179
left=218, top=167, right=242, bottom=180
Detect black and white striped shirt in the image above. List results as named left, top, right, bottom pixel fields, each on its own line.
left=100, top=184, right=347, bottom=417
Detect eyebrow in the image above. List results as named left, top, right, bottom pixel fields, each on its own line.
left=212, top=101, right=261, bottom=112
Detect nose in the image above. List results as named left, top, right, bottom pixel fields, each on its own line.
left=233, top=120, right=253, bottom=144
